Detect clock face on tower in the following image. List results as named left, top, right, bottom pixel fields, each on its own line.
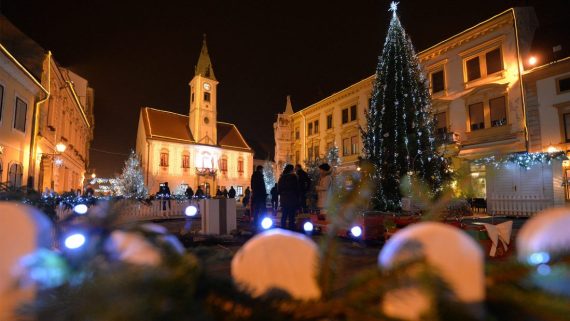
left=203, top=82, right=211, bottom=91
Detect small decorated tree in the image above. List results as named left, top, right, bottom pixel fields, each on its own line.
left=262, top=160, right=276, bottom=191
left=117, top=150, right=148, bottom=199
left=325, top=146, right=341, bottom=169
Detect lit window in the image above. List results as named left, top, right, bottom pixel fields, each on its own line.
left=204, top=92, right=211, bottom=102
left=350, top=136, right=358, bottom=155
left=466, top=57, right=481, bottom=82
left=0, top=85, right=4, bottom=122
left=238, top=159, right=244, bottom=174
left=14, top=97, right=27, bottom=132
left=236, top=186, right=243, bottom=195
left=564, top=113, right=570, bottom=142
left=486, top=48, right=502, bottom=75
left=160, top=152, right=169, bottom=167
left=435, top=112, right=447, bottom=134
left=342, top=109, right=349, bottom=124
left=431, top=70, right=445, bottom=94
left=469, top=102, right=485, bottom=131
left=343, top=138, right=350, bottom=156
left=558, top=77, right=570, bottom=94
left=489, top=96, right=507, bottom=127
left=182, top=154, right=190, bottom=168
left=326, top=114, right=333, bottom=129
left=220, top=157, right=228, bottom=172
left=350, top=105, right=357, bottom=121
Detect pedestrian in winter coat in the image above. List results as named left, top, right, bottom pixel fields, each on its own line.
left=295, top=164, right=311, bottom=212
left=228, top=186, right=236, bottom=198
left=270, top=184, right=279, bottom=212
left=195, top=186, right=205, bottom=198
left=250, top=166, right=267, bottom=226
left=278, top=164, right=299, bottom=230
left=216, top=188, right=223, bottom=197
left=185, top=186, right=194, bottom=199
left=242, top=187, right=251, bottom=206
left=222, top=188, right=229, bottom=198
left=316, top=163, right=333, bottom=212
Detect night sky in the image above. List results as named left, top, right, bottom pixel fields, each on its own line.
left=2, top=0, right=568, bottom=176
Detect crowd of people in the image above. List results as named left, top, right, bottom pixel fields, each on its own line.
left=249, top=163, right=333, bottom=230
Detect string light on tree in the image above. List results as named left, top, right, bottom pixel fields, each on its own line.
left=116, top=150, right=148, bottom=199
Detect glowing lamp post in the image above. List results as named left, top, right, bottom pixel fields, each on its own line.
left=528, top=56, right=538, bottom=66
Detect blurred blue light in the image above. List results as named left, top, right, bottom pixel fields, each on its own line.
left=73, top=204, right=88, bottom=215
left=185, top=205, right=198, bottom=217
left=64, top=233, right=86, bottom=250
left=350, top=226, right=362, bottom=238
left=261, top=217, right=273, bottom=230
left=303, top=222, right=314, bottom=232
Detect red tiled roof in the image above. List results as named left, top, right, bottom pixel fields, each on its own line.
left=141, top=107, right=251, bottom=151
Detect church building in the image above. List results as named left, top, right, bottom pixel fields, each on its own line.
left=136, top=37, right=253, bottom=196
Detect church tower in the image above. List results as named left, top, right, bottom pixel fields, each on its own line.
left=189, top=35, right=218, bottom=145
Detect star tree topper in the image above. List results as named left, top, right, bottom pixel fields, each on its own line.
left=389, top=1, right=399, bottom=15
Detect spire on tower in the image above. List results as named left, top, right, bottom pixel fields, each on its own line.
left=284, top=95, right=294, bottom=114
left=195, top=33, right=216, bottom=80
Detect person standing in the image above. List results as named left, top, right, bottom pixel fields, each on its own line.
left=278, top=164, right=299, bottom=230
left=228, top=186, right=236, bottom=199
left=185, top=185, right=194, bottom=199
left=270, top=183, right=279, bottom=213
left=250, top=166, right=267, bottom=226
left=161, top=182, right=171, bottom=211
left=242, top=187, right=251, bottom=206
left=222, top=187, right=229, bottom=198
left=295, top=164, right=311, bottom=212
left=315, top=163, right=333, bottom=213
left=215, top=187, right=223, bottom=197
left=195, top=186, right=205, bottom=198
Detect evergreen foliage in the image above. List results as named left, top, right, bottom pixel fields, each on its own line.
left=361, top=4, right=450, bottom=211
left=117, top=150, right=148, bottom=199
left=262, top=160, right=276, bottom=192
left=325, top=145, right=341, bottom=168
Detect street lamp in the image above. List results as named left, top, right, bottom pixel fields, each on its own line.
left=55, top=142, right=67, bottom=153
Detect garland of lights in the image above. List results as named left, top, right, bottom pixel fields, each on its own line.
left=474, top=152, right=568, bottom=170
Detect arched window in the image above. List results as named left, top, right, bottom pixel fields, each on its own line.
left=237, top=157, right=244, bottom=175
left=8, top=162, right=23, bottom=188
left=182, top=151, right=190, bottom=169
left=160, top=149, right=169, bottom=167
left=219, top=156, right=228, bottom=174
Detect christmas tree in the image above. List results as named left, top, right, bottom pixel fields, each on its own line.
left=361, top=2, right=449, bottom=211
left=262, top=160, right=276, bottom=191
left=117, top=150, right=148, bottom=199
left=325, top=145, right=341, bottom=168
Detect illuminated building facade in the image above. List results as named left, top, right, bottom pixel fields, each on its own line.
left=0, top=42, right=47, bottom=188
left=274, top=7, right=569, bottom=213
left=0, top=15, right=94, bottom=193
left=136, top=37, right=253, bottom=196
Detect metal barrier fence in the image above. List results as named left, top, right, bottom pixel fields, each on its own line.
left=56, top=199, right=202, bottom=223
left=487, top=194, right=552, bottom=217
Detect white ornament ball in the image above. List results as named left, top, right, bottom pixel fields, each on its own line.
left=0, top=203, right=53, bottom=321
left=378, top=222, right=484, bottom=321
left=517, top=207, right=570, bottom=260
left=106, top=230, right=162, bottom=266
left=516, top=207, right=570, bottom=296
left=231, top=228, right=321, bottom=300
